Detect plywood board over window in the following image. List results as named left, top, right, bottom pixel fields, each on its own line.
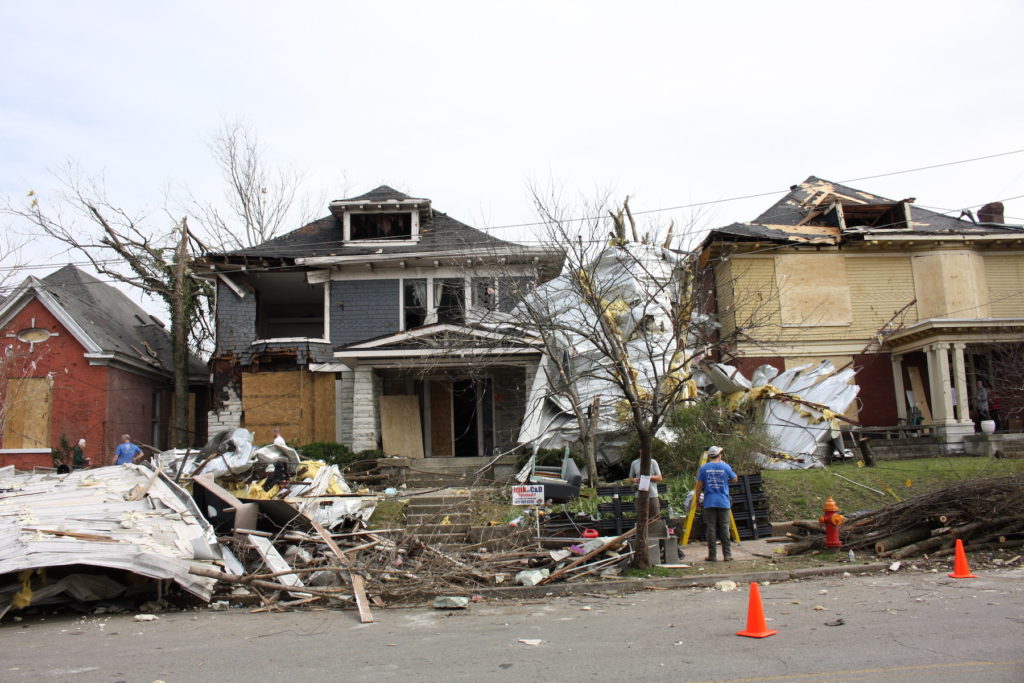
left=775, top=253, right=853, bottom=327
left=380, top=395, right=424, bottom=458
left=242, top=370, right=334, bottom=445
left=3, top=377, right=51, bottom=448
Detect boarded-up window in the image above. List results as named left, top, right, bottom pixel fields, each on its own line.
left=242, top=370, right=334, bottom=445
left=774, top=253, right=852, bottom=327
left=3, top=377, right=51, bottom=448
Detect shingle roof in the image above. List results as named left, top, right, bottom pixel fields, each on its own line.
left=39, top=266, right=206, bottom=377
left=216, top=186, right=516, bottom=259
left=707, top=176, right=1024, bottom=247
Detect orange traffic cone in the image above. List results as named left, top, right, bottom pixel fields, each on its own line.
left=948, top=539, right=977, bottom=578
left=736, top=581, right=778, bottom=638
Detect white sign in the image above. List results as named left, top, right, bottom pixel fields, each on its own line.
left=512, top=484, right=545, bottom=506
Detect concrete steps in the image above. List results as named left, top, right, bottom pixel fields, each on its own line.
left=404, top=492, right=475, bottom=545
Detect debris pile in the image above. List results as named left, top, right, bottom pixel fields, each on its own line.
left=783, top=476, right=1024, bottom=558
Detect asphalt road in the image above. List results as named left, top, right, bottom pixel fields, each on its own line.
left=1, top=568, right=1022, bottom=683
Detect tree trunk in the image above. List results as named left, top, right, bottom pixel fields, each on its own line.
left=171, top=218, right=190, bottom=448
left=584, top=396, right=601, bottom=487
left=631, top=428, right=654, bottom=569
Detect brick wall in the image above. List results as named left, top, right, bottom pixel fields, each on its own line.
left=330, top=280, right=400, bottom=346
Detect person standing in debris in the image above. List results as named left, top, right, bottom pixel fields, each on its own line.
left=114, top=434, right=142, bottom=465
left=629, top=453, right=664, bottom=532
left=694, top=446, right=738, bottom=562
left=72, top=438, right=89, bottom=469
left=273, top=428, right=287, bottom=448
left=974, top=379, right=991, bottom=426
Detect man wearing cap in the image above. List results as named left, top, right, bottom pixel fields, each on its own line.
left=694, top=446, right=738, bottom=561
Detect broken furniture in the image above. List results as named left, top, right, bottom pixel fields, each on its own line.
left=519, top=450, right=582, bottom=503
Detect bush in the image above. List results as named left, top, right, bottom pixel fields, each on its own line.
left=295, top=442, right=381, bottom=470
left=659, top=397, right=773, bottom=476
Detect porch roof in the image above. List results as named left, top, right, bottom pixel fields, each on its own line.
left=886, top=317, right=1024, bottom=353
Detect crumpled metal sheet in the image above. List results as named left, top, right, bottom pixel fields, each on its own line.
left=0, top=465, right=220, bottom=613
left=705, top=360, right=859, bottom=469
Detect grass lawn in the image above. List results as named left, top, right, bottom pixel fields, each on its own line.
left=760, top=456, right=1024, bottom=521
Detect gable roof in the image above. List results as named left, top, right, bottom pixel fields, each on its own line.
left=0, top=265, right=206, bottom=380
left=214, top=185, right=516, bottom=260
left=705, top=176, right=1024, bottom=247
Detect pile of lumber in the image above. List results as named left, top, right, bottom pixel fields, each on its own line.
left=783, top=476, right=1024, bottom=559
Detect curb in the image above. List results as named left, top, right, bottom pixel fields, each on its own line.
left=467, top=562, right=891, bottom=600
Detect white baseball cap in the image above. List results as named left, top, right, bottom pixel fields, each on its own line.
left=707, top=446, right=724, bottom=457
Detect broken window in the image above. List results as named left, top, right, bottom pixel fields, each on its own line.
left=435, top=278, right=465, bottom=324
left=252, top=272, right=327, bottom=340
left=473, top=279, right=498, bottom=311
left=348, top=212, right=413, bottom=241
left=403, top=279, right=428, bottom=329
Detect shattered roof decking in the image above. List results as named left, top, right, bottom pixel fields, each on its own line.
left=706, top=176, right=1024, bottom=247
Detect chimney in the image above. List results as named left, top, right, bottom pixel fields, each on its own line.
left=977, top=202, right=1005, bottom=224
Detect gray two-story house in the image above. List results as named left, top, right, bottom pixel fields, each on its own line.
left=199, top=186, right=558, bottom=459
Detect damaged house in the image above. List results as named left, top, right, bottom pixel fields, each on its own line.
left=0, top=266, right=208, bottom=469
left=199, top=186, right=559, bottom=461
left=700, top=176, right=1024, bottom=449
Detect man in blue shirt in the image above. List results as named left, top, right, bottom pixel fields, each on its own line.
left=694, top=445, right=738, bottom=562
left=114, top=434, right=142, bottom=465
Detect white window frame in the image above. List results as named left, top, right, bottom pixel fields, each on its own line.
left=252, top=281, right=330, bottom=344
left=343, top=210, right=420, bottom=245
left=399, top=276, right=474, bottom=330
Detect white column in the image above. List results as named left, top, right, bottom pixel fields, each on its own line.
left=950, top=343, right=971, bottom=424
left=926, top=343, right=955, bottom=424
left=350, top=366, right=379, bottom=451
left=891, top=354, right=907, bottom=423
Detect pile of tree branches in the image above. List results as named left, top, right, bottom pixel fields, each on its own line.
left=784, top=476, right=1024, bottom=559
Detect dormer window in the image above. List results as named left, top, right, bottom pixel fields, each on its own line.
left=330, top=188, right=429, bottom=245
left=348, top=212, right=415, bottom=242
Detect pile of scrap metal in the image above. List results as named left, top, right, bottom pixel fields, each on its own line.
left=0, top=464, right=222, bottom=620
left=506, top=242, right=707, bottom=464
left=157, top=428, right=376, bottom=529
left=700, top=360, right=859, bottom=469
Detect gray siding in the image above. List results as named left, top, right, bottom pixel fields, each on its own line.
left=216, top=281, right=257, bottom=355
left=331, top=279, right=401, bottom=346
left=499, top=276, right=535, bottom=313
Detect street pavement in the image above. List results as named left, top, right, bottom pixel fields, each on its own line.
left=0, top=567, right=1021, bottom=682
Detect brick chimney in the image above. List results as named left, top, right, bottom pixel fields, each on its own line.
left=978, top=202, right=1005, bottom=223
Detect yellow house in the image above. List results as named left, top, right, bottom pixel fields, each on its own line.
left=700, top=176, right=1024, bottom=446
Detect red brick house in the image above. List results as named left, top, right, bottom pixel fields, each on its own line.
left=0, top=266, right=208, bottom=469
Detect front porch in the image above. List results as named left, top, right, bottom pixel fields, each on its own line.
left=886, top=318, right=1024, bottom=450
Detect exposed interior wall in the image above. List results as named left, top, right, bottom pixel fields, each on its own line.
left=912, top=250, right=990, bottom=320
left=241, top=369, right=335, bottom=446
left=775, top=253, right=852, bottom=327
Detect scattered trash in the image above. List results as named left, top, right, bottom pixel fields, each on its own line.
left=432, top=596, right=470, bottom=610
left=133, top=614, right=158, bottom=622
left=813, top=605, right=826, bottom=611
left=819, top=589, right=828, bottom=595
left=824, top=618, right=845, bottom=627
left=889, top=561, right=902, bottom=572
left=715, top=580, right=738, bottom=592
left=515, top=569, right=550, bottom=587
left=517, top=639, right=543, bottom=646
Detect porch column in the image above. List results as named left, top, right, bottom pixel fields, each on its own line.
left=891, top=354, right=907, bottom=423
left=950, top=343, right=971, bottom=424
left=926, top=343, right=955, bottom=424
left=351, top=366, right=379, bottom=452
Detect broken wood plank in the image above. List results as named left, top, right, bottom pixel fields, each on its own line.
left=308, top=518, right=373, bottom=624
left=539, top=526, right=637, bottom=585
left=247, top=534, right=306, bottom=597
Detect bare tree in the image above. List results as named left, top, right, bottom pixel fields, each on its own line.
left=185, top=121, right=312, bottom=251
left=458, top=187, right=729, bottom=568
left=2, top=167, right=211, bottom=448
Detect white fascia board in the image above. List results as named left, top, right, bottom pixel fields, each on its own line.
left=297, top=245, right=556, bottom=268
left=862, top=232, right=1024, bottom=243
left=309, top=362, right=351, bottom=373
left=344, top=324, right=523, bottom=350
left=334, top=347, right=539, bottom=360
left=216, top=272, right=247, bottom=298
left=0, top=277, right=104, bottom=354
left=83, top=352, right=176, bottom=382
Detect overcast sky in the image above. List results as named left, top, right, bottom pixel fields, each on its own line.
left=2, top=1, right=1023, bottom=294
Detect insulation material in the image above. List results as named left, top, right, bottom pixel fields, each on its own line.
left=0, top=465, right=220, bottom=615
left=703, top=360, right=859, bottom=470
left=514, top=243, right=705, bottom=463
